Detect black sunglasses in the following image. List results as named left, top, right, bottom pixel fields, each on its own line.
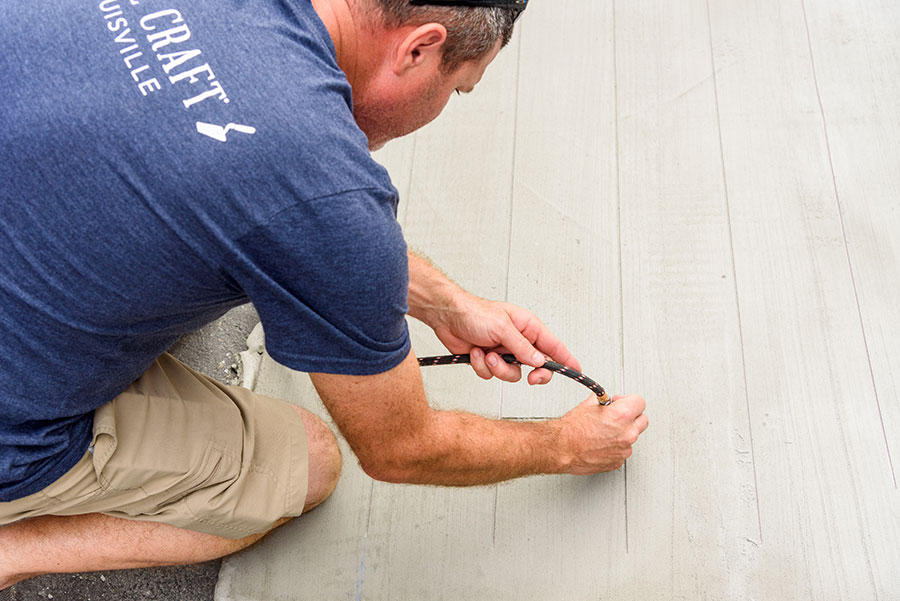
left=409, top=0, right=528, bottom=20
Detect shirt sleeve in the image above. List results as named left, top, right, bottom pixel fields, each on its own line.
left=228, top=187, right=411, bottom=375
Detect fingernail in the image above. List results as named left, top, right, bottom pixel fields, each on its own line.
left=487, top=355, right=498, bottom=367
left=532, top=351, right=545, bottom=365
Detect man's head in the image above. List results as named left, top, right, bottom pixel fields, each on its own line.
left=368, top=0, right=518, bottom=74
left=317, top=0, right=522, bottom=149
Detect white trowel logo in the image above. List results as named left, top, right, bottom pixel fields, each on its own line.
left=196, top=121, right=257, bottom=142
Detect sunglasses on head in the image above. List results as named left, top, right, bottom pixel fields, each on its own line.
left=409, top=0, right=528, bottom=21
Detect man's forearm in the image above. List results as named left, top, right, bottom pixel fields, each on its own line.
left=369, top=407, right=570, bottom=486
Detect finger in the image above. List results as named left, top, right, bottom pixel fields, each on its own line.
left=482, top=346, right=549, bottom=383
left=532, top=334, right=582, bottom=373
left=507, top=307, right=583, bottom=372
left=499, top=325, right=548, bottom=369
left=633, top=394, right=647, bottom=414
left=479, top=345, right=542, bottom=384
left=526, top=367, right=553, bottom=386
left=635, top=412, right=649, bottom=434
left=486, top=352, right=522, bottom=382
left=608, top=395, right=645, bottom=421
left=469, top=347, right=494, bottom=380
left=619, top=394, right=646, bottom=416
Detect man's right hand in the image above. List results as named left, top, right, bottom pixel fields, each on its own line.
left=555, top=394, right=648, bottom=474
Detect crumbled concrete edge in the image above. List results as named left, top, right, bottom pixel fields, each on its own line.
left=238, top=323, right=265, bottom=392
left=168, top=304, right=261, bottom=386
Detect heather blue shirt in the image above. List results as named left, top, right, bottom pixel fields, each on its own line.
left=0, top=0, right=411, bottom=501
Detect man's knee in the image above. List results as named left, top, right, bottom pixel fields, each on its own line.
left=293, top=407, right=342, bottom=512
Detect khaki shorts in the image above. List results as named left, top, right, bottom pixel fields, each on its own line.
left=0, top=353, right=309, bottom=539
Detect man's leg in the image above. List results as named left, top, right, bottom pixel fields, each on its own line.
left=0, top=407, right=341, bottom=589
left=0, top=513, right=286, bottom=589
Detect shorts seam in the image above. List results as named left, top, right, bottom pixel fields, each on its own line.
left=194, top=518, right=258, bottom=537
left=93, top=425, right=117, bottom=491
left=286, top=441, right=295, bottom=511
left=37, top=454, right=104, bottom=505
left=40, top=487, right=105, bottom=506
left=36, top=489, right=59, bottom=504
left=214, top=442, right=284, bottom=489
left=287, top=424, right=299, bottom=511
left=183, top=506, right=262, bottom=537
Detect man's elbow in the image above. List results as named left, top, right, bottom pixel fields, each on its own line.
left=343, top=406, right=443, bottom=484
left=359, top=458, right=407, bottom=483
left=356, top=443, right=437, bottom=484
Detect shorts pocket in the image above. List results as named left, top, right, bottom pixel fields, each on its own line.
left=89, top=395, right=241, bottom=515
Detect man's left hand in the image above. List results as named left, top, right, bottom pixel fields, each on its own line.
left=430, top=292, right=582, bottom=385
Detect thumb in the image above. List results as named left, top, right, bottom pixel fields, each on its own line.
left=503, top=328, right=546, bottom=368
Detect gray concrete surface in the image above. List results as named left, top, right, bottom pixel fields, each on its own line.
left=8, top=305, right=260, bottom=601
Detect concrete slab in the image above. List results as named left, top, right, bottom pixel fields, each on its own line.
left=216, top=1, right=900, bottom=598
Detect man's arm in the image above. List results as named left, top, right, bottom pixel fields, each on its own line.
left=309, top=350, right=647, bottom=486
left=309, top=249, right=647, bottom=486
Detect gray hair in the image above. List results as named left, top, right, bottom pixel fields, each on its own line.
left=364, top=0, right=517, bottom=73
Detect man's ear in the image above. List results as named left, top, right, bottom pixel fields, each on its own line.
left=392, top=23, right=447, bottom=75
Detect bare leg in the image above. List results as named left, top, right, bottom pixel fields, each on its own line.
left=0, top=512, right=290, bottom=589
left=0, top=406, right=341, bottom=589
left=296, top=406, right=343, bottom=513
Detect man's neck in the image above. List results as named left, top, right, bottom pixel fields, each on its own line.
left=310, top=0, right=382, bottom=92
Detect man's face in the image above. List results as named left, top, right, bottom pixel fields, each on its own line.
left=354, top=41, right=502, bottom=150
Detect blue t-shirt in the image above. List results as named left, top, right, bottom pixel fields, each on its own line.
left=0, top=0, right=411, bottom=502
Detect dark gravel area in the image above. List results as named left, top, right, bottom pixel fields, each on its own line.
left=7, top=305, right=261, bottom=601
left=167, top=304, right=261, bottom=386
left=9, top=562, right=222, bottom=601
